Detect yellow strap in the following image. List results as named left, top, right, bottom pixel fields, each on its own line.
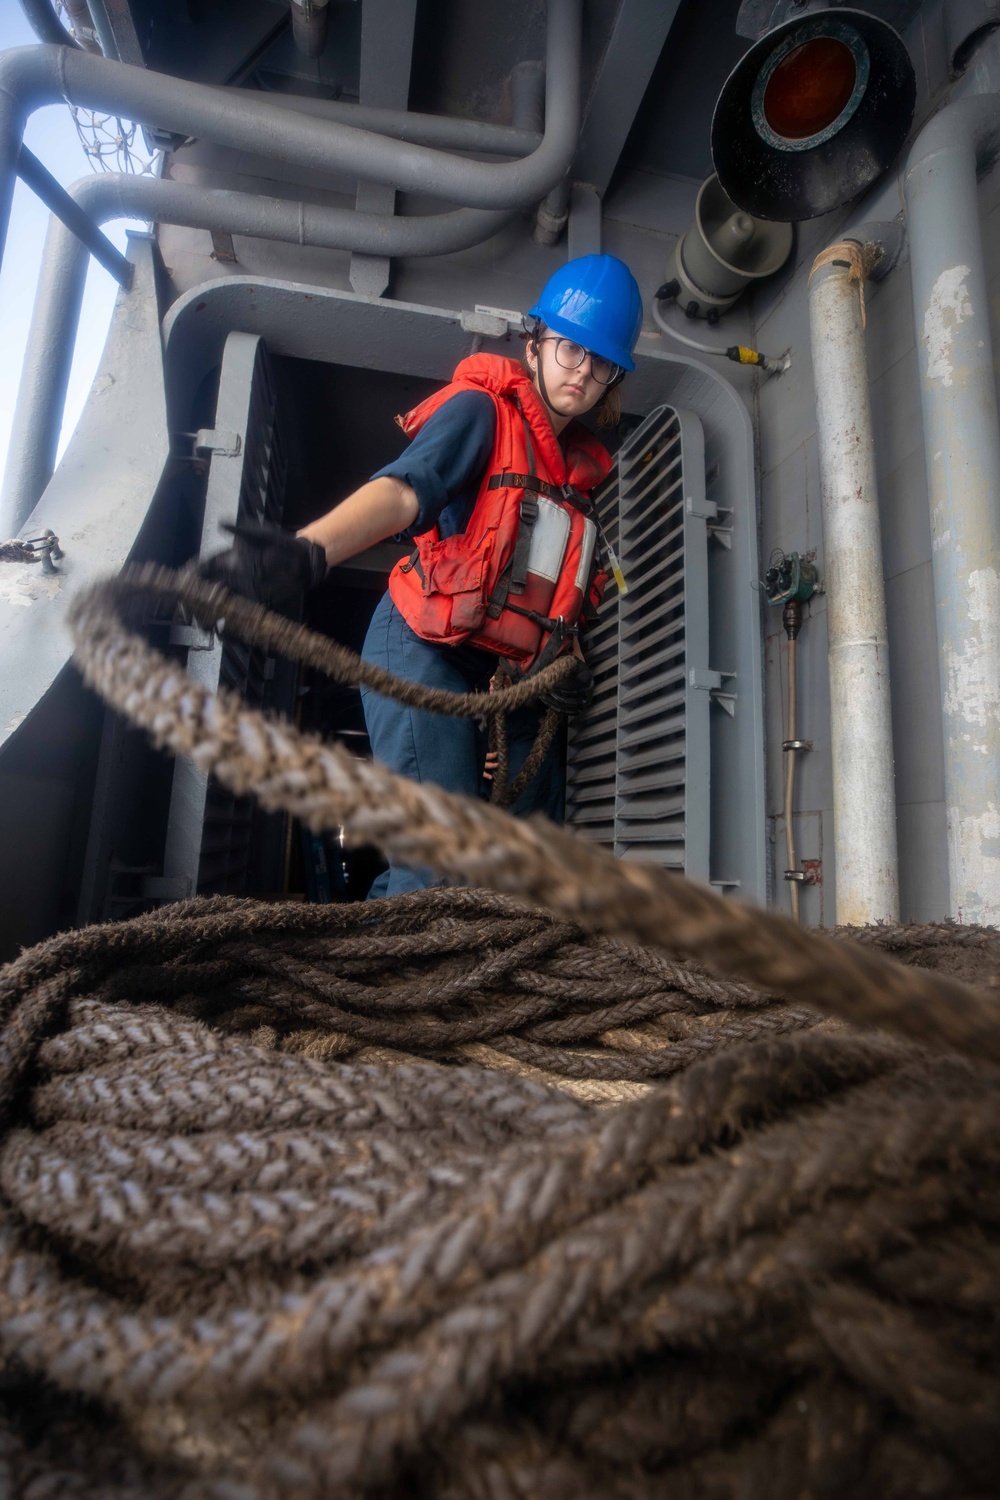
left=734, top=346, right=763, bottom=366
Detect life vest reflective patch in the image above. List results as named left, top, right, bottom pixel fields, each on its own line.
left=388, top=354, right=611, bottom=671
left=525, top=498, right=570, bottom=584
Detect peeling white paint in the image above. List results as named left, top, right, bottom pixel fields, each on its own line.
left=950, top=801, right=1000, bottom=924
left=932, top=529, right=951, bottom=552
left=923, top=264, right=972, bottom=386
left=942, top=566, right=1000, bottom=728
left=3, top=713, right=26, bottom=736
left=0, top=569, right=62, bottom=608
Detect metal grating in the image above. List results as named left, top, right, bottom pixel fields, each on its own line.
left=162, top=332, right=289, bottom=899
left=566, top=405, right=711, bottom=881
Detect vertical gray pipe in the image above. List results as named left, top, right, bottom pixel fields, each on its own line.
left=510, top=59, right=545, bottom=135
left=0, top=83, right=25, bottom=268
left=904, top=95, right=1000, bottom=924
left=290, top=0, right=329, bottom=59
left=1, top=211, right=90, bottom=535
left=808, top=242, right=899, bottom=925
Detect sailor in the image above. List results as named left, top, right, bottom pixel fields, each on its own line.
left=202, top=254, right=643, bottom=896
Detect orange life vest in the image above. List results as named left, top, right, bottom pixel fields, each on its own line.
left=388, top=354, right=612, bottom=672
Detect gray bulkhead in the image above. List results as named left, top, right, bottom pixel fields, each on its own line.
left=0, top=0, right=989, bottom=953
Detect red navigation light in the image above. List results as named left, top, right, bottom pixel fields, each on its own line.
left=762, top=36, right=857, bottom=141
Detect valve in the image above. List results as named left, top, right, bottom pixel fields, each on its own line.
left=764, top=549, right=818, bottom=606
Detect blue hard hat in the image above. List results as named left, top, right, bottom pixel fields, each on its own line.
left=527, top=254, right=643, bottom=373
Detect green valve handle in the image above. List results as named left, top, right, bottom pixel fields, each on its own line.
left=764, top=551, right=818, bottom=606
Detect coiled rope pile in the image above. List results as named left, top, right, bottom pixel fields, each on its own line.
left=0, top=566, right=997, bottom=1497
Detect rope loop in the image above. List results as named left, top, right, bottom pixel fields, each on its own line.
left=0, top=569, right=992, bottom=1495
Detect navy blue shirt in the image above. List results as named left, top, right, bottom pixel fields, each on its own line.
left=370, top=390, right=496, bottom=539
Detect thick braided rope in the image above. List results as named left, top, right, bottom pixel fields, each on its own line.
left=0, top=906, right=998, bottom=1494
left=0, top=893, right=791, bottom=1125
left=0, top=1031, right=956, bottom=1412
left=105, top=560, right=576, bottom=814
left=112, top=563, right=577, bottom=718
left=67, top=573, right=1000, bottom=1067
left=0, top=541, right=36, bottom=563
left=0, top=575, right=993, bottom=1496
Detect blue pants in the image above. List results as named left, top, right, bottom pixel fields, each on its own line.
left=360, top=591, right=565, bottom=897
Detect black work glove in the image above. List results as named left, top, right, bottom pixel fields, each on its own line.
left=198, top=520, right=328, bottom=614
left=540, top=658, right=595, bottom=715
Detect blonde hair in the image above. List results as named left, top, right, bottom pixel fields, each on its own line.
left=595, top=383, right=622, bottom=430
left=523, top=323, right=625, bottom=432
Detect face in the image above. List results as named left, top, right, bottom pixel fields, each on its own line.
left=527, top=335, right=605, bottom=430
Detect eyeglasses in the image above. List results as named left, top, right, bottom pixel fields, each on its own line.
left=536, top=337, right=621, bottom=387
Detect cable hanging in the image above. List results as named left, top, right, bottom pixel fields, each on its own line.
left=652, top=285, right=788, bottom=371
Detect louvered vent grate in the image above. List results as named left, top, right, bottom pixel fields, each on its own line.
left=566, top=405, right=711, bottom=881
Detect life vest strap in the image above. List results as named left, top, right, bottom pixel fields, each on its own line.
left=523, top=615, right=570, bottom=676
left=504, top=600, right=577, bottom=634
left=485, top=559, right=511, bottom=621
left=399, top=547, right=424, bottom=580
left=509, top=496, right=539, bottom=594
left=487, top=470, right=562, bottom=502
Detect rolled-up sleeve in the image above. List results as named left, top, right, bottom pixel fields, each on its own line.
left=370, top=390, right=496, bottom=537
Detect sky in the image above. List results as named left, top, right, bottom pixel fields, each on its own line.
left=0, top=8, right=144, bottom=512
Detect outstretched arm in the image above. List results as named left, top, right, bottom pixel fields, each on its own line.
left=297, top=476, right=419, bottom=568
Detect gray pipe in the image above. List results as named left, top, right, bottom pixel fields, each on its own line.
left=0, top=0, right=578, bottom=259
left=2, top=179, right=112, bottom=530
left=808, top=235, right=899, bottom=926
left=0, top=173, right=515, bottom=534
left=245, top=88, right=542, bottom=157
left=904, top=94, right=1000, bottom=924
left=533, top=175, right=570, bottom=245
left=290, top=0, right=329, bottom=60
left=16, top=0, right=80, bottom=49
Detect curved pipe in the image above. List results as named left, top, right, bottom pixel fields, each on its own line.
left=0, top=173, right=515, bottom=534
left=245, top=88, right=542, bottom=157
left=16, top=0, right=80, bottom=49
left=0, top=0, right=579, bottom=257
left=903, top=94, right=1000, bottom=925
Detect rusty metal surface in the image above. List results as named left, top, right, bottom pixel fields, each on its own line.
left=809, top=249, right=899, bottom=926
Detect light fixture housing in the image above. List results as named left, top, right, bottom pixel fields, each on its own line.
left=712, top=7, right=916, bottom=221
